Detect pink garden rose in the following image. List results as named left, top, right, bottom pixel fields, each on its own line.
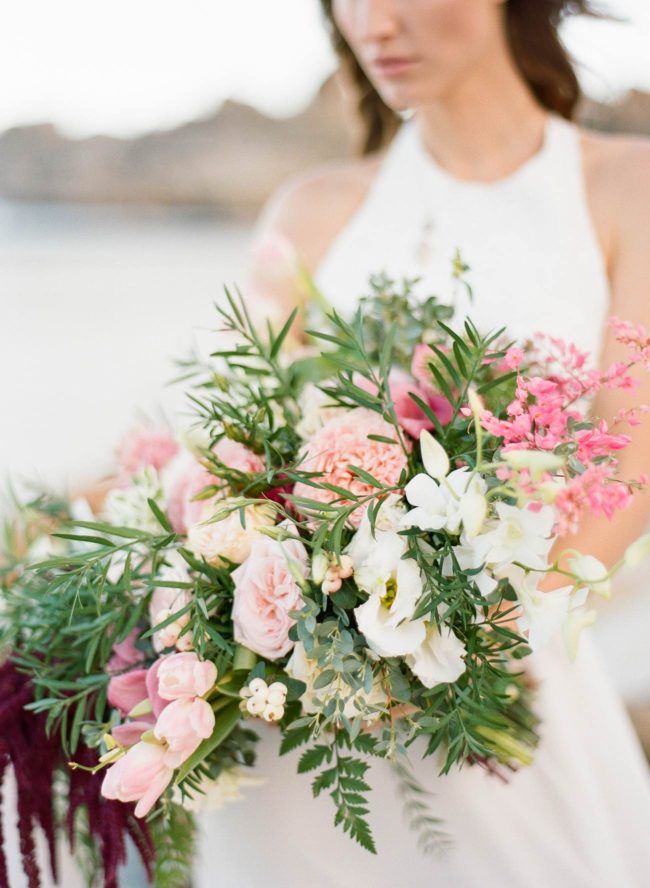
left=116, top=424, right=179, bottom=476
left=101, top=740, right=174, bottom=818
left=107, top=669, right=149, bottom=717
left=153, top=697, right=215, bottom=768
left=292, top=408, right=410, bottom=528
left=153, top=652, right=217, bottom=702
left=232, top=528, right=308, bottom=660
left=212, top=438, right=265, bottom=475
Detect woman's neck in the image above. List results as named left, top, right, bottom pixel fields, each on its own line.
left=414, top=53, right=549, bottom=183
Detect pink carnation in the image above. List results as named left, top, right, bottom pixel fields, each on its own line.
left=116, top=424, right=178, bottom=476
left=292, top=408, right=409, bottom=527
left=232, top=529, right=308, bottom=660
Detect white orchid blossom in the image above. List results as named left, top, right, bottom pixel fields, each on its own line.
left=402, top=468, right=488, bottom=538
left=500, top=565, right=573, bottom=652
left=406, top=622, right=467, bottom=688
left=471, top=502, right=555, bottom=572
left=568, top=553, right=611, bottom=599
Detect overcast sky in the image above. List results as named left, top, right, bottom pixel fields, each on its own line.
left=2, top=0, right=649, bottom=138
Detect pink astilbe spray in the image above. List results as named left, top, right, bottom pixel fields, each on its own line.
left=477, top=325, right=650, bottom=534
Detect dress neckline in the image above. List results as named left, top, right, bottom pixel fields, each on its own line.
left=406, top=112, right=565, bottom=192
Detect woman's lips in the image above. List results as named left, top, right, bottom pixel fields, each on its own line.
left=370, top=57, right=418, bottom=77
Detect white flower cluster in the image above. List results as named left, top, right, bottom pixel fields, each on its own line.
left=239, top=678, right=288, bottom=723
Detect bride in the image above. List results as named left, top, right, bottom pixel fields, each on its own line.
left=194, top=1, right=650, bottom=886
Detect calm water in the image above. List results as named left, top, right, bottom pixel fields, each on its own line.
left=1, top=201, right=253, bottom=485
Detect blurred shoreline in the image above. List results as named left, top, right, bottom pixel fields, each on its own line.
left=1, top=79, right=649, bottom=214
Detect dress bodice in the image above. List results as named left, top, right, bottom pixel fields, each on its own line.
left=313, top=113, right=611, bottom=361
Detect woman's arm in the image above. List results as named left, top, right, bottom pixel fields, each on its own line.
left=542, top=139, right=650, bottom=590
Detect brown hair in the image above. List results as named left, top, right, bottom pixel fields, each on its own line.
left=320, top=0, right=610, bottom=154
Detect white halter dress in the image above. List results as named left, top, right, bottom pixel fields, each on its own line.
left=193, top=113, right=650, bottom=888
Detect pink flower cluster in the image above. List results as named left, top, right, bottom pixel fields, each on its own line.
left=478, top=329, right=650, bottom=534
left=102, top=651, right=217, bottom=817
left=292, top=408, right=410, bottom=527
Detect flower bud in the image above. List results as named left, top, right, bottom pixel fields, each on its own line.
left=420, top=429, right=449, bottom=480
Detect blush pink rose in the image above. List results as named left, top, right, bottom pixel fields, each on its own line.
left=116, top=424, right=179, bottom=476
left=231, top=529, right=308, bottom=660
left=101, top=740, right=174, bottom=818
left=153, top=697, right=215, bottom=767
left=292, top=408, right=409, bottom=528
left=154, top=652, right=217, bottom=702
left=107, top=669, right=149, bottom=717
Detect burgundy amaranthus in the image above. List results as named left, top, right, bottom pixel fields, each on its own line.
left=0, top=659, right=154, bottom=888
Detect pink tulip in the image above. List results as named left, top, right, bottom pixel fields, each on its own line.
left=107, top=629, right=144, bottom=674
left=145, top=657, right=169, bottom=718
left=107, top=669, right=149, bottom=717
left=354, top=369, right=452, bottom=439
left=112, top=720, right=152, bottom=748
left=154, top=697, right=215, bottom=768
left=101, top=740, right=174, bottom=818
left=149, top=652, right=217, bottom=704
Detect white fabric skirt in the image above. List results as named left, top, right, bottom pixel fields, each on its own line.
left=193, top=634, right=650, bottom=888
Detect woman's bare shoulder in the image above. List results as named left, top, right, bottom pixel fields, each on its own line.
left=579, top=127, right=650, bottom=266
left=581, top=127, right=650, bottom=213
left=254, top=152, right=385, bottom=273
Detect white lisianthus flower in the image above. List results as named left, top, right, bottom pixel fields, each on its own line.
left=187, top=500, right=275, bottom=566
left=102, top=466, right=166, bottom=534
left=286, top=642, right=386, bottom=721
left=295, top=384, right=345, bottom=441
left=174, top=768, right=265, bottom=813
left=472, top=503, right=555, bottom=572
left=402, top=468, right=487, bottom=538
left=353, top=532, right=427, bottom=658
left=406, top=622, right=467, bottom=689
left=568, top=553, right=611, bottom=598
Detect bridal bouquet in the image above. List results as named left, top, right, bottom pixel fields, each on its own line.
left=3, top=275, right=650, bottom=885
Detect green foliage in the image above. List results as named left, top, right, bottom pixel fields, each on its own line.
left=150, top=803, right=197, bottom=888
